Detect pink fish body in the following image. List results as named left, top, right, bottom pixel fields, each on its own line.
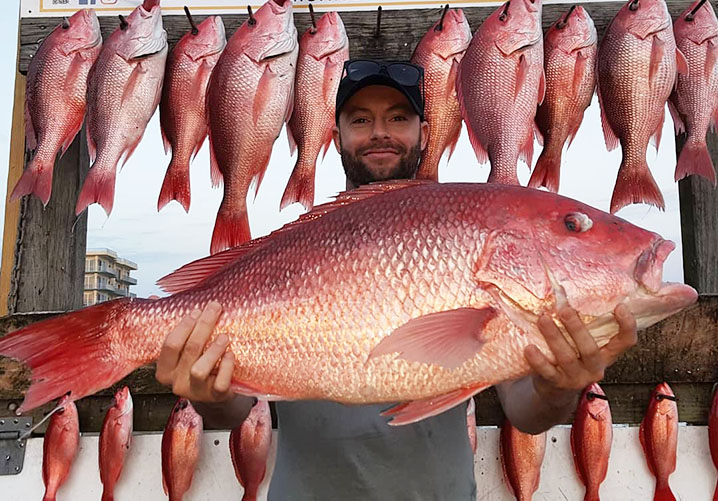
left=597, top=0, right=687, bottom=214
left=158, top=15, right=226, bottom=212
left=281, top=12, right=349, bottom=211
left=530, top=6, right=597, bottom=193
left=410, top=8, right=472, bottom=182
left=207, top=0, right=298, bottom=253
left=99, top=386, right=133, bottom=501
left=500, top=418, right=546, bottom=500
left=229, top=399, right=273, bottom=501
left=0, top=183, right=697, bottom=426
left=669, top=0, right=718, bottom=185
left=11, top=10, right=101, bottom=206
left=77, top=3, right=168, bottom=216
left=42, top=395, right=79, bottom=501
left=457, top=0, right=545, bottom=185
left=639, top=382, right=678, bottom=501
left=466, top=397, right=477, bottom=454
left=571, top=383, right=613, bottom=501
left=162, top=399, right=203, bottom=501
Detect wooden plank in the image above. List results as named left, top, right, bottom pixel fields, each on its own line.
left=0, top=381, right=711, bottom=434
left=7, top=130, right=89, bottom=314
left=676, top=134, right=718, bottom=295
left=0, top=72, right=26, bottom=317
left=17, top=1, right=695, bottom=75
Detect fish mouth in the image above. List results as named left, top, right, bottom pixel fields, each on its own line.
left=634, top=238, right=675, bottom=293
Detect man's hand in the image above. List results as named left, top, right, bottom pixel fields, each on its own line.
left=526, top=303, right=638, bottom=404
left=155, top=301, right=236, bottom=403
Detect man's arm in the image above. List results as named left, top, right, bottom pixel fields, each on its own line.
left=155, top=301, right=254, bottom=428
left=497, top=304, right=637, bottom=434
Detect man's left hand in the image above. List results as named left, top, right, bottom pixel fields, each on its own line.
left=525, top=304, right=638, bottom=404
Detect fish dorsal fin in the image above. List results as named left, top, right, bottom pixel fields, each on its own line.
left=157, top=180, right=432, bottom=294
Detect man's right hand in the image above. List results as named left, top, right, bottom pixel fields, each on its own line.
left=155, top=301, right=236, bottom=403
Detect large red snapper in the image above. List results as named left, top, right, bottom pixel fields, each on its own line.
left=639, top=382, right=678, bottom=501
left=76, top=3, right=168, bottom=216
left=158, top=14, right=226, bottom=212
left=42, top=395, right=79, bottom=501
left=457, top=0, right=545, bottom=185
left=0, top=182, right=697, bottom=426
left=207, top=0, right=298, bottom=253
left=669, top=0, right=718, bottom=185
left=597, top=0, right=688, bottom=214
left=281, top=12, right=349, bottom=211
left=530, top=6, right=597, bottom=193
left=410, top=8, right=471, bottom=182
left=11, top=10, right=101, bottom=206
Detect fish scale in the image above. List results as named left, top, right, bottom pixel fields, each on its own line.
left=0, top=182, right=697, bottom=425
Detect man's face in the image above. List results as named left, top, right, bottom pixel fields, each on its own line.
left=332, top=85, right=429, bottom=187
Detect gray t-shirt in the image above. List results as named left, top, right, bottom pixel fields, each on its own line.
left=267, top=401, right=476, bottom=500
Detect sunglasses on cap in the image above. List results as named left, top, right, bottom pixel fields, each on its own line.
left=342, top=60, right=425, bottom=89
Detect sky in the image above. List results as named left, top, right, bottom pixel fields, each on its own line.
left=0, top=0, right=685, bottom=299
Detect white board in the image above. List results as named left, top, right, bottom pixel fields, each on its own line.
left=3, top=425, right=717, bottom=500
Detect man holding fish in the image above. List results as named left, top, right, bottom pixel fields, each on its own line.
left=154, top=59, right=639, bottom=499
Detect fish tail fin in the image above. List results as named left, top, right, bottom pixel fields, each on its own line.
left=158, top=156, right=191, bottom=213
left=713, top=480, right=718, bottom=501
left=10, top=157, right=54, bottom=206
left=675, top=139, right=717, bottom=185
left=583, top=486, right=601, bottom=501
left=241, top=494, right=258, bottom=501
left=528, top=146, right=562, bottom=192
left=280, top=154, right=316, bottom=211
left=210, top=201, right=251, bottom=255
left=0, top=298, right=144, bottom=413
left=609, top=159, right=664, bottom=214
left=101, top=490, right=114, bottom=501
left=654, top=482, right=676, bottom=501
left=75, top=163, right=117, bottom=216
left=42, top=492, right=57, bottom=501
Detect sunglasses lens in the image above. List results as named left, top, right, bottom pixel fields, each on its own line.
left=347, top=60, right=382, bottom=81
left=387, top=64, right=421, bottom=86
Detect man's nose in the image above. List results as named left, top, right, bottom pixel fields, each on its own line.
left=370, top=120, right=390, bottom=140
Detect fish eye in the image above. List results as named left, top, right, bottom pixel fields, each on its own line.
left=564, top=212, right=593, bottom=233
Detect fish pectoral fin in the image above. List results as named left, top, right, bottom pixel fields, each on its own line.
left=253, top=65, right=278, bottom=126
left=649, top=36, right=665, bottom=89
left=121, top=63, right=147, bottom=107
left=381, top=384, right=491, bottom=426
left=676, top=47, right=689, bottom=76
left=706, top=40, right=718, bottom=81
left=516, top=54, right=529, bottom=100
left=230, top=381, right=287, bottom=401
left=572, top=50, right=589, bottom=100
left=368, top=307, right=497, bottom=370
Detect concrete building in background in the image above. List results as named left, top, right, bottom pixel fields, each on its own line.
left=83, top=248, right=138, bottom=306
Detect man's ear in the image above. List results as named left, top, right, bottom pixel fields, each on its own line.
left=420, top=120, right=429, bottom=152
left=332, top=125, right=341, bottom=153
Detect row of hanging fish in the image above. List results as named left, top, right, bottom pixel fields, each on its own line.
left=491, top=382, right=710, bottom=501
left=10, top=0, right=718, bottom=250
left=38, top=389, right=272, bottom=501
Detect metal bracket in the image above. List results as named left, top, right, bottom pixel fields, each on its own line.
left=0, top=416, right=31, bottom=475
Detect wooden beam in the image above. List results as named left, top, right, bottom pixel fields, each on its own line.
left=7, top=130, right=89, bottom=314
left=0, top=72, right=26, bottom=316
left=17, top=1, right=695, bottom=75
left=676, top=133, right=718, bottom=294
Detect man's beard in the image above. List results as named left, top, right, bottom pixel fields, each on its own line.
left=340, top=139, right=422, bottom=187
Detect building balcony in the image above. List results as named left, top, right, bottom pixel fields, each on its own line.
left=117, top=275, right=138, bottom=285
left=86, top=267, right=118, bottom=278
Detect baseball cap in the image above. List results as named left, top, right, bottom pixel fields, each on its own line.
left=335, top=59, right=425, bottom=124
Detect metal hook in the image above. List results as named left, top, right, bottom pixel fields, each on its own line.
left=556, top=5, right=576, bottom=30
left=499, top=1, right=510, bottom=22
left=656, top=393, right=678, bottom=402
left=686, top=0, right=708, bottom=21
left=248, top=5, right=257, bottom=26
left=119, top=14, right=129, bottom=31
left=435, top=5, right=450, bottom=32
left=61, top=17, right=70, bottom=30
left=586, top=392, right=609, bottom=401
left=629, top=0, right=640, bottom=11
left=374, top=6, right=383, bottom=38
left=309, top=3, right=317, bottom=34
left=184, top=6, right=199, bottom=35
